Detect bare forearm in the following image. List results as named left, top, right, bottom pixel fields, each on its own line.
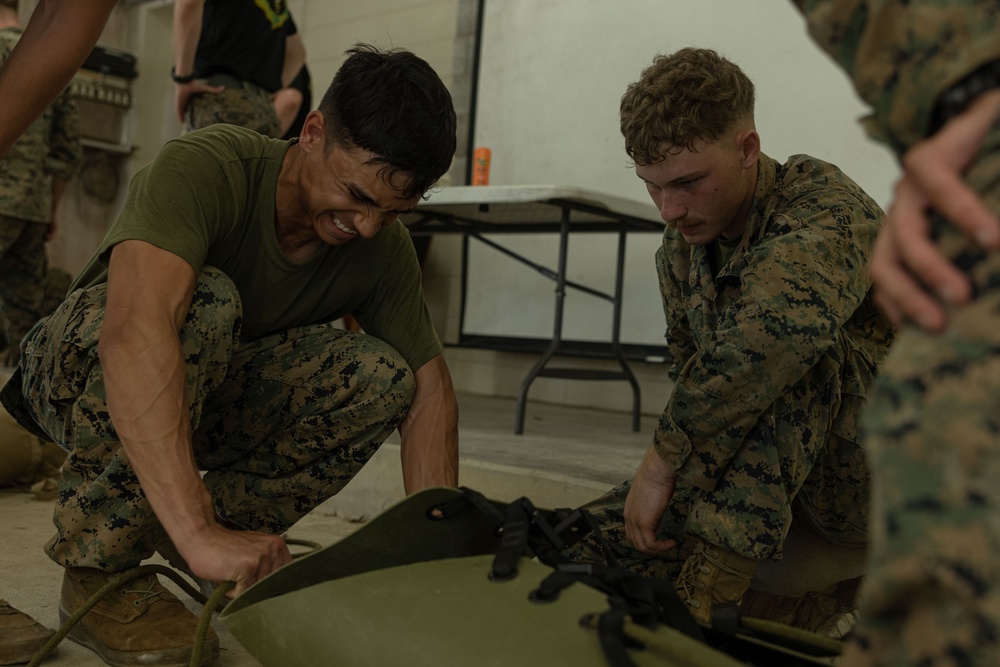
left=100, top=241, right=215, bottom=547
left=172, top=0, right=204, bottom=77
left=398, top=354, right=459, bottom=493
left=273, top=88, right=303, bottom=137
left=100, top=325, right=216, bottom=542
left=101, top=325, right=292, bottom=592
left=280, top=34, right=305, bottom=88
left=0, top=0, right=116, bottom=156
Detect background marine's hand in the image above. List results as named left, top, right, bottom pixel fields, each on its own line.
left=872, top=89, right=1000, bottom=331
left=174, top=80, right=226, bottom=124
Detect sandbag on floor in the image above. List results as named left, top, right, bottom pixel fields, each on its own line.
left=220, top=487, right=841, bottom=667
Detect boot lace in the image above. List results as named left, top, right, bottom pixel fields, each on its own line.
left=121, top=576, right=171, bottom=606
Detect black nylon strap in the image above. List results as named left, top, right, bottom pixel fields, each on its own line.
left=490, top=500, right=530, bottom=581
left=597, top=609, right=640, bottom=667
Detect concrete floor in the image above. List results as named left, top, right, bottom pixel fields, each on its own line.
left=1, top=392, right=650, bottom=666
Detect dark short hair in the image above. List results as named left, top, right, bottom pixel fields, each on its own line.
left=621, top=47, right=755, bottom=165
left=319, top=43, right=457, bottom=199
left=0, top=0, right=18, bottom=11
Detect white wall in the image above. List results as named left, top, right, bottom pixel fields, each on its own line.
left=289, top=0, right=459, bottom=111
left=462, top=0, right=899, bottom=349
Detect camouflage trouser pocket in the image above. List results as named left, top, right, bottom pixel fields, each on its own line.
left=188, top=78, right=281, bottom=138
left=20, top=286, right=106, bottom=446
left=794, top=426, right=871, bottom=548
left=20, top=268, right=241, bottom=451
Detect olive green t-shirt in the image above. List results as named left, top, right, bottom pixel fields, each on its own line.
left=72, top=125, right=441, bottom=371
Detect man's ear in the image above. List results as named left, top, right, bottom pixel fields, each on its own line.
left=298, top=110, right=326, bottom=153
left=738, top=129, right=761, bottom=168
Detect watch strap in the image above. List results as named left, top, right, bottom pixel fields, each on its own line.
left=171, top=67, right=196, bottom=84
left=932, top=59, right=1000, bottom=133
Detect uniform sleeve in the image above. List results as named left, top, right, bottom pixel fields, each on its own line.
left=655, top=244, right=698, bottom=384
left=653, top=190, right=881, bottom=491
left=44, top=88, right=82, bottom=180
left=791, top=0, right=1000, bottom=153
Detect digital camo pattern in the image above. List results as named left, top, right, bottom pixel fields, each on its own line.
left=186, top=76, right=282, bottom=139
left=569, top=154, right=892, bottom=578
left=13, top=268, right=414, bottom=571
left=793, top=1, right=1000, bottom=664
left=0, top=28, right=79, bottom=364
left=792, top=0, right=1000, bottom=154
left=0, top=28, right=81, bottom=224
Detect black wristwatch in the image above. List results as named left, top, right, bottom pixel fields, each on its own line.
left=932, top=59, right=1000, bottom=133
left=171, top=67, right=196, bottom=84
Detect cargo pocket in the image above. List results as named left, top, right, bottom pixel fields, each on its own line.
left=20, top=286, right=107, bottom=446
left=794, top=392, right=871, bottom=547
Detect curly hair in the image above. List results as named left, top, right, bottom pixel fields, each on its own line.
left=620, top=48, right=755, bottom=165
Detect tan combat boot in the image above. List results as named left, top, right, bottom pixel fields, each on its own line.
left=675, top=538, right=758, bottom=627
left=740, top=576, right=862, bottom=639
left=60, top=567, right=219, bottom=667
left=0, top=599, right=55, bottom=665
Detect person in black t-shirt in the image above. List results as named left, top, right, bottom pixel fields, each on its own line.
left=172, top=0, right=306, bottom=138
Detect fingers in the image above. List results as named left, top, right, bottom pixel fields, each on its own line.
left=624, top=520, right=676, bottom=555
left=184, top=528, right=293, bottom=597
left=623, top=447, right=677, bottom=555
left=910, top=89, right=1000, bottom=250
left=892, top=216, right=971, bottom=310
left=871, top=178, right=965, bottom=332
left=174, top=83, right=226, bottom=122
left=872, top=90, right=1000, bottom=333
left=871, top=234, right=946, bottom=332
left=904, top=141, right=1000, bottom=250
left=230, top=533, right=291, bottom=596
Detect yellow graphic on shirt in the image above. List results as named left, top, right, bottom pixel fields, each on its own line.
left=254, top=0, right=289, bottom=30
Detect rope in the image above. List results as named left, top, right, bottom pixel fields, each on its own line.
left=26, top=537, right=323, bottom=667
left=191, top=580, right=234, bottom=667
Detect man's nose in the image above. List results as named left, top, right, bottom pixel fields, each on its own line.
left=353, top=211, right=382, bottom=238
left=658, top=198, right=686, bottom=224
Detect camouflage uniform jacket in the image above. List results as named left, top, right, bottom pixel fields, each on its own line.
left=0, top=27, right=81, bottom=224
left=791, top=0, right=1000, bottom=154
left=654, top=152, right=893, bottom=491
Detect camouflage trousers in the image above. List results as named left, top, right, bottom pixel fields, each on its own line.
left=840, top=123, right=1000, bottom=667
left=566, top=415, right=870, bottom=583
left=0, top=216, right=48, bottom=363
left=186, top=74, right=281, bottom=138
left=16, top=267, right=415, bottom=571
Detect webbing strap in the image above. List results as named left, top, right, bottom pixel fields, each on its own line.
left=434, top=488, right=605, bottom=579
left=597, top=608, right=639, bottom=667
left=491, top=500, right=530, bottom=581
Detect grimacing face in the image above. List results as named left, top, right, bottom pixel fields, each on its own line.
left=295, top=111, right=422, bottom=246
left=302, top=142, right=421, bottom=246
left=635, top=131, right=758, bottom=246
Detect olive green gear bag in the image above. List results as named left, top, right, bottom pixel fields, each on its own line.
left=220, top=487, right=843, bottom=667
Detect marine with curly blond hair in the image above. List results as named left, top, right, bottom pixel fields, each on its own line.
left=568, top=47, right=894, bottom=638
